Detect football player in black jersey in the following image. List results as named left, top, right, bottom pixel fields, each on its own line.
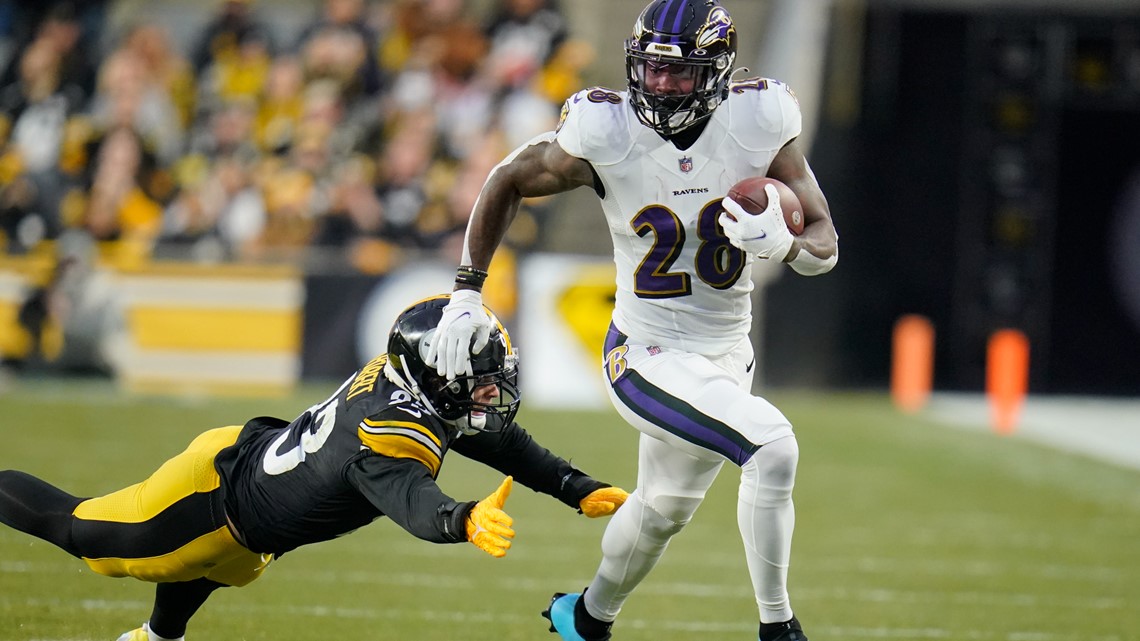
left=0, top=295, right=629, bottom=641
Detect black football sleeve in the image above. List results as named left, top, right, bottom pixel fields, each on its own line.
left=344, top=456, right=474, bottom=544
left=450, top=421, right=608, bottom=511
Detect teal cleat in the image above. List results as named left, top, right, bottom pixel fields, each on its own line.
left=541, top=592, right=611, bottom=641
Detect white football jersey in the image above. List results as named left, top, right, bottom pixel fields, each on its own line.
left=554, top=79, right=803, bottom=355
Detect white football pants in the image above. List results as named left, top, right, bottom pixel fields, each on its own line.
left=585, top=325, right=799, bottom=625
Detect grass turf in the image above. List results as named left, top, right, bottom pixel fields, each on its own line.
left=0, top=379, right=1136, bottom=640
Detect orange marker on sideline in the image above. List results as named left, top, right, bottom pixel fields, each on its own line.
left=891, top=315, right=934, bottom=413
left=986, top=329, right=1029, bottom=434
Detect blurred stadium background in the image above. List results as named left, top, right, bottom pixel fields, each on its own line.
left=2, top=0, right=1139, bottom=398
left=0, top=0, right=1137, bottom=639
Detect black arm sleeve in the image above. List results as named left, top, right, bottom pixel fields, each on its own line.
left=450, top=421, right=608, bottom=511
left=345, top=456, right=475, bottom=544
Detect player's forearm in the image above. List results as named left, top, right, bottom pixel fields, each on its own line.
left=460, top=177, right=521, bottom=275
left=453, top=423, right=609, bottom=509
left=350, top=457, right=473, bottom=544
left=788, top=220, right=837, bottom=261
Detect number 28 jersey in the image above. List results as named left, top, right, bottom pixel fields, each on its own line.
left=554, top=79, right=802, bottom=355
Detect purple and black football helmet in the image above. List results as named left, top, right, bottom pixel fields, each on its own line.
left=625, top=0, right=738, bottom=136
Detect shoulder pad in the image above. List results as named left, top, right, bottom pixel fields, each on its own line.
left=358, top=413, right=446, bottom=477
left=725, top=77, right=803, bottom=151
left=555, top=87, right=634, bottom=165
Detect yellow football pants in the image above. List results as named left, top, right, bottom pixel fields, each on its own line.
left=73, top=426, right=272, bottom=587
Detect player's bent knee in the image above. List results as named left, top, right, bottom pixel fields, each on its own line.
left=740, top=437, right=799, bottom=506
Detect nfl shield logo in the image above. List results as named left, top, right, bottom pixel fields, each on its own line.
left=679, top=156, right=693, bottom=173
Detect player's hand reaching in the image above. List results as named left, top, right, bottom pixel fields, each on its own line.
left=719, top=184, right=795, bottom=261
left=425, top=289, right=492, bottom=380
left=578, top=486, right=629, bottom=518
left=466, top=476, right=515, bottom=558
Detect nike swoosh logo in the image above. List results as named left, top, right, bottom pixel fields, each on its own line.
left=457, top=312, right=471, bottom=320
left=746, top=358, right=755, bottom=373
left=743, top=232, right=767, bottom=241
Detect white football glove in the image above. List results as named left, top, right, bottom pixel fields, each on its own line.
left=718, top=184, right=795, bottom=261
left=424, top=289, right=492, bottom=380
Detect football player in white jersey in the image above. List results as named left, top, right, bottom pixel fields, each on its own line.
left=427, top=1, right=837, bottom=640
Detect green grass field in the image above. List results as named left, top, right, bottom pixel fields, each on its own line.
left=1, top=379, right=1137, bottom=640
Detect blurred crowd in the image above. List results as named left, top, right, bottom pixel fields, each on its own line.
left=0, top=0, right=591, bottom=273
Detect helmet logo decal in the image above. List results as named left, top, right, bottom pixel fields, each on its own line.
left=696, top=7, right=734, bottom=51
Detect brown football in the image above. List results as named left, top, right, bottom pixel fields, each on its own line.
left=725, top=177, right=805, bottom=235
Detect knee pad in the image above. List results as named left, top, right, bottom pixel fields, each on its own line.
left=740, top=437, right=799, bottom=507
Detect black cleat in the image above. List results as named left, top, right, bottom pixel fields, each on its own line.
left=540, top=592, right=563, bottom=633
left=759, top=616, right=808, bottom=641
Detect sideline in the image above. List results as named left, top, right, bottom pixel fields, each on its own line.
left=925, top=393, right=1140, bottom=471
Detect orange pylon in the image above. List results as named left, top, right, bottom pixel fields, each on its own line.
left=986, top=329, right=1029, bottom=434
left=891, top=315, right=935, bottom=413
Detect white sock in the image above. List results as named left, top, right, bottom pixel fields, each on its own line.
left=738, top=436, right=799, bottom=624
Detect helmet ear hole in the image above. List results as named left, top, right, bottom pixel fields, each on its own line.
left=417, top=328, right=437, bottom=363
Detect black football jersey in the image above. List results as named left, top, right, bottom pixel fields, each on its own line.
left=214, top=354, right=607, bottom=556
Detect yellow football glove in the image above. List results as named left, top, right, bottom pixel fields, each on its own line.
left=579, top=486, right=629, bottom=518
left=466, top=476, right=515, bottom=558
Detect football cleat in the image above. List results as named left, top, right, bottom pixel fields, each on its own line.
left=541, top=592, right=611, bottom=641
left=758, top=615, right=808, bottom=641
left=115, top=626, right=148, bottom=641
left=115, top=622, right=183, bottom=641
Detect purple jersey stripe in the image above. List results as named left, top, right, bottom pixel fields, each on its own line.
left=603, top=323, right=758, bottom=466
left=603, top=322, right=627, bottom=353
left=614, top=370, right=756, bottom=465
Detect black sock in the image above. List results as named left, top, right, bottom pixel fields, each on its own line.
left=574, top=591, right=612, bottom=640
left=149, top=578, right=227, bottom=639
left=0, top=470, right=84, bottom=554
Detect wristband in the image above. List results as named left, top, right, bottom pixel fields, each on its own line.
left=455, top=265, right=488, bottom=289
left=789, top=247, right=838, bottom=276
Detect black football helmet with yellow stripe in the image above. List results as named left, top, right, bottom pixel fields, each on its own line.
left=387, top=296, right=520, bottom=433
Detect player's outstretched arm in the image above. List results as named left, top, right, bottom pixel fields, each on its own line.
left=450, top=420, right=629, bottom=517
